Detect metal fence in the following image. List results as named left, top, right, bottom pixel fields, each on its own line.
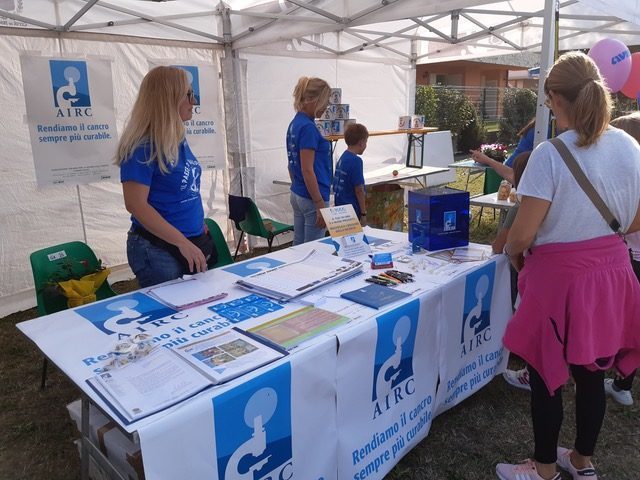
left=431, top=85, right=505, bottom=122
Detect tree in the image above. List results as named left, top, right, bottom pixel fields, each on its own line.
left=415, top=85, right=476, bottom=139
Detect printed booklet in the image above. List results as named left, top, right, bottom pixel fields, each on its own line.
left=89, top=328, right=287, bottom=424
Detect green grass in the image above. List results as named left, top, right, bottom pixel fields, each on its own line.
left=1, top=172, right=637, bottom=479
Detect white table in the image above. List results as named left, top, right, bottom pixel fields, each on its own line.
left=17, top=229, right=512, bottom=480
left=273, top=164, right=449, bottom=189
left=448, top=159, right=487, bottom=191
left=470, top=192, right=516, bottom=226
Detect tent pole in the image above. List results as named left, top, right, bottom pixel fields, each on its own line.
left=76, top=185, right=88, bottom=244
left=533, top=0, right=558, bottom=147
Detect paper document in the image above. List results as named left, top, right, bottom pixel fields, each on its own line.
left=172, top=327, right=287, bottom=384
left=236, top=250, right=363, bottom=301
left=90, top=347, right=211, bottom=423
left=248, top=306, right=350, bottom=350
left=148, top=277, right=227, bottom=310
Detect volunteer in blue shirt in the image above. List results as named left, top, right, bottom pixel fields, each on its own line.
left=286, top=76, right=332, bottom=245
left=116, top=66, right=214, bottom=287
left=333, top=123, right=369, bottom=225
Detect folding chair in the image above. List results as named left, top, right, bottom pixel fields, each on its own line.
left=476, top=168, right=503, bottom=226
left=204, top=218, right=234, bottom=268
left=228, top=194, right=294, bottom=259
left=30, top=241, right=116, bottom=389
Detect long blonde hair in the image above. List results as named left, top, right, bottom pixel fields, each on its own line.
left=544, top=51, right=612, bottom=147
left=292, top=76, right=331, bottom=116
left=116, top=66, right=189, bottom=173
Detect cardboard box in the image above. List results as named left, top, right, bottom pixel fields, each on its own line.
left=398, top=115, right=412, bottom=130
left=319, top=104, right=337, bottom=121
left=330, top=88, right=342, bottom=104
left=315, top=120, right=332, bottom=136
left=332, top=119, right=356, bottom=135
left=408, top=187, right=469, bottom=251
left=335, top=104, right=350, bottom=120
left=411, top=115, right=425, bottom=128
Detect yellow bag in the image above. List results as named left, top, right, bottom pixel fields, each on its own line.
left=58, top=268, right=111, bottom=308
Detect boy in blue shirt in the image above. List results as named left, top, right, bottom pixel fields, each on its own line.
left=333, top=123, right=369, bottom=225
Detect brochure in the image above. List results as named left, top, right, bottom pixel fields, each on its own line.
left=248, top=306, right=350, bottom=350
left=147, top=277, right=227, bottom=310
left=89, top=328, right=286, bottom=424
left=320, top=204, right=371, bottom=258
left=171, top=327, right=287, bottom=383
left=236, top=250, right=363, bottom=302
left=340, top=283, right=411, bottom=309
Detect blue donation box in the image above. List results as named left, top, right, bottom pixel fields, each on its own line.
left=408, top=187, right=469, bottom=251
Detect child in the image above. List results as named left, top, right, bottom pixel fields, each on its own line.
left=333, top=123, right=369, bottom=225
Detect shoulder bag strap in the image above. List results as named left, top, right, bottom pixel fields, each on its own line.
left=549, top=137, right=621, bottom=233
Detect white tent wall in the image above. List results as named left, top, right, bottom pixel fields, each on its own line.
left=242, top=50, right=414, bottom=239
left=0, top=33, right=227, bottom=317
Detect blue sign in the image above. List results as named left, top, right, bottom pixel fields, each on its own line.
left=209, top=294, right=283, bottom=323
left=223, top=258, right=285, bottom=277
left=49, top=60, right=91, bottom=108
left=371, top=299, right=419, bottom=402
left=213, top=363, right=292, bottom=480
left=75, top=292, right=176, bottom=335
left=461, top=261, right=496, bottom=345
left=174, top=65, right=201, bottom=105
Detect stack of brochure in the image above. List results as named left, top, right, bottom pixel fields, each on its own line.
left=88, top=328, right=286, bottom=424
left=147, top=277, right=227, bottom=310
left=236, top=250, right=363, bottom=302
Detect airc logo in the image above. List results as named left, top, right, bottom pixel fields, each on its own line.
left=174, top=64, right=201, bottom=109
left=460, top=262, right=496, bottom=357
left=74, top=292, right=176, bottom=336
left=371, top=300, right=419, bottom=419
left=213, top=363, right=293, bottom=480
left=49, top=60, right=93, bottom=118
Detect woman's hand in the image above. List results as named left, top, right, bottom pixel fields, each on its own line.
left=177, top=239, right=207, bottom=273
left=470, top=149, right=492, bottom=165
left=315, top=207, right=326, bottom=228
left=508, top=252, right=525, bottom=272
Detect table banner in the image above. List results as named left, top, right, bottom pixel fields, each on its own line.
left=138, top=337, right=338, bottom=480
left=149, top=60, right=225, bottom=170
left=20, top=54, right=119, bottom=187
left=336, top=295, right=440, bottom=480
left=433, top=257, right=512, bottom=416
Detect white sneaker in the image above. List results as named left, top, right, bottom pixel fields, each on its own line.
left=503, top=367, right=531, bottom=391
left=604, top=378, right=633, bottom=406
left=556, top=447, right=597, bottom=479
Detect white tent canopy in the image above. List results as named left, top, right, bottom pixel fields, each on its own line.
left=1, top=0, right=639, bottom=316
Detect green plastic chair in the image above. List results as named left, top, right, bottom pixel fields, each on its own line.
left=228, top=194, right=294, bottom=259
left=30, top=241, right=116, bottom=388
left=204, top=218, right=234, bottom=268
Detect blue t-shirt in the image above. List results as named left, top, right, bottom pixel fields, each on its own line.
left=333, top=150, right=365, bottom=216
left=120, top=139, right=205, bottom=237
left=504, top=125, right=553, bottom=167
left=286, top=111, right=332, bottom=201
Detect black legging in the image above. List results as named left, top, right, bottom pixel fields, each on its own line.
left=529, top=364, right=606, bottom=464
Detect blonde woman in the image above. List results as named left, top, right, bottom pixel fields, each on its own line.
left=497, top=52, right=640, bottom=480
left=286, top=76, right=332, bottom=244
left=116, top=66, right=214, bottom=288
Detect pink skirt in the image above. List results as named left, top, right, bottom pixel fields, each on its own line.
left=503, top=235, right=640, bottom=394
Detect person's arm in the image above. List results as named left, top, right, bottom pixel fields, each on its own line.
left=300, top=149, right=326, bottom=228
left=470, top=149, right=514, bottom=184
left=122, top=181, right=207, bottom=273
left=491, top=204, right=519, bottom=254
left=627, top=201, right=640, bottom=234
left=355, top=184, right=366, bottom=226
left=504, top=196, right=551, bottom=271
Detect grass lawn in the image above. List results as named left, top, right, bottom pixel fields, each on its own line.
left=1, top=170, right=638, bottom=479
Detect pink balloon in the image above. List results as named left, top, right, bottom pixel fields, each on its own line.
left=621, top=52, right=640, bottom=99
left=588, top=38, right=632, bottom=92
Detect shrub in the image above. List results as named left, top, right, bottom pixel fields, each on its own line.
left=498, top=88, right=537, bottom=144
left=457, top=110, right=487, bottom=153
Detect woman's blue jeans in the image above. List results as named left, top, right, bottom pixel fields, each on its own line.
left=290, top=192, right=328, bottom=245
left=127, top=231, right=184, bottom=288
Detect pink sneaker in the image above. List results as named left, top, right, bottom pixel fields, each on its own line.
left=556, top=447, right=598, bottom=479
left=496, top=459, right=561, bottom=480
